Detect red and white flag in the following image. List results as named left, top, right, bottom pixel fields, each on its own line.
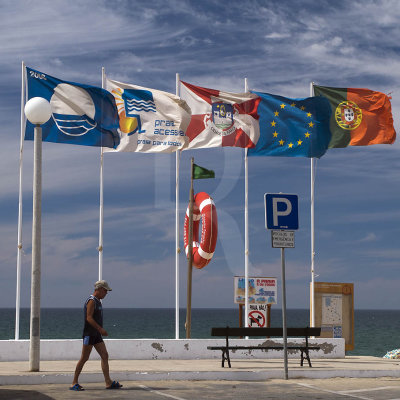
left=180, top=81, right=260, bottom=149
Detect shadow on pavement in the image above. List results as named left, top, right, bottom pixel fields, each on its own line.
left=0, top=389, right=54, bottom=399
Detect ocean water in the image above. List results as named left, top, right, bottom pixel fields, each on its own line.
left=0, top=308, right=399, bottom=357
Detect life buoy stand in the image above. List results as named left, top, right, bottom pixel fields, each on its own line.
left=183, top=192, right=218, bottom=269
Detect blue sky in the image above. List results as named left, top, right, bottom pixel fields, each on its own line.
left=0, top=0, right=399, bottom=310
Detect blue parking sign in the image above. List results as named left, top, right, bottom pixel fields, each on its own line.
left=265, top=194, right=299, bottom=230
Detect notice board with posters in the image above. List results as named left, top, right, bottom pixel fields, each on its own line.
left=234, top=276, right=277, bottom=304
left=234, top=277, right=277, bottom=328
left=311, top=282, right=354, bottom=351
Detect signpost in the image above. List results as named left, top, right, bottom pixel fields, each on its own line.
left=265, top=193, right=298, bottom=380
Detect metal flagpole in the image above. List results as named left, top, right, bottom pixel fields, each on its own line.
left=281, top=247, right=288, bottom=380
left=98, top=149, right=104, bottom=281
left=175, top=73, right=181, bottom=339
left=244, top=78, right=249, bottom=330
left=15, top=61, right=26, bottom=340
left=185, top=158, right=194, bottom=338
left=310, top=82, right=315, bottom=327
left=98, top=68, right=106, bottom=280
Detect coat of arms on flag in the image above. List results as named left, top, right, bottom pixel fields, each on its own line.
left=335, top=100, right=362, bottom=130
left=211, top=102, right=234, bottom=133
left=180, top=81, right=260, bottom=149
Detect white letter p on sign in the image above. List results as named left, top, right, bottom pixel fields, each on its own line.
left=272, top=198, right=292, bottom=226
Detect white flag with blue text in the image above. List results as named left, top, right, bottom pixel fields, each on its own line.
left=105, top=77, right=191, bottom=153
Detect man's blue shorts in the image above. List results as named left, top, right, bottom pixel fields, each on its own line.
left=83, top=333, right=103, bottom=346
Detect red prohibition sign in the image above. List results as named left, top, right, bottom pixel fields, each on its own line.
left=248, top=310, right=265, bottom=327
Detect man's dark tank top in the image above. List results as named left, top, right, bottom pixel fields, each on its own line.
left=83, top=295, right=103, bottom=336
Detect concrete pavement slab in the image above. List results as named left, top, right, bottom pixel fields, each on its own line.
left=0, top=356, right=399, bottom=385
left=1, top=378, right=400, bottom=400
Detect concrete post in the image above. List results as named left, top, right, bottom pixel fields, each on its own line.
left=29, top=125, right=42, bottom=372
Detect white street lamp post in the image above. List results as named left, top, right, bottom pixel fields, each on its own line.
left=24, top=97, right=52, bottom=372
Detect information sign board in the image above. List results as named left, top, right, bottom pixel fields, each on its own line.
left=234, top=276, right=277, bottom=305
left=271, top=230, right=295, bottom=248
left=311, top=282, right=354, bottom=351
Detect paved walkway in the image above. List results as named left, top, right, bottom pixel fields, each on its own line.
left=0, top=356, right=399, bottom=385
left=2, top=378, right=400, bottom=400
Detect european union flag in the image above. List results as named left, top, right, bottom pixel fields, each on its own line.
left=248, top=91, right=332, bottom=158
left=25, top=67, right=119, bottom=148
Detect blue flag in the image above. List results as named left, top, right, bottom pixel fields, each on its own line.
left=25, top=67, right=119, bottom=148
left=248, top=91, right=332, bottom=158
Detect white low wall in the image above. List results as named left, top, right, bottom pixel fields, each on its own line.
left=0, top=338, right=344, bottom=362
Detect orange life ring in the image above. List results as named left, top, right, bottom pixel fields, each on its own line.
left=183, top=192, right=218, bottom=269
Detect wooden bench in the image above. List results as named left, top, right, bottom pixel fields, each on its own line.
left=207, top=326, right=321, bottom=368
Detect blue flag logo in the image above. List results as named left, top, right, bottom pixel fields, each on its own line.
left=50, top=84, right=97, bottom=136
left=25, top=67, right=119, bottom=148
left=122, top=89, right=156, bottom=115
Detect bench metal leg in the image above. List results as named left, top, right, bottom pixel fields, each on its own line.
left=226, top=349, right=231, bottom=368
left=221, top=349, right=231, bottom=368
left=300, top=349, right=312, bottom=367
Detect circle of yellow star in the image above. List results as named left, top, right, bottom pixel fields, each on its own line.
left=273, top=131, right=278, bottom=137
left=308, top=121, right=314, bottom=128
left=288, top=143, right=294, bottom=148
left=297, top=139, right=303, bottom=146
left=280, top=103, right=286, bottom=109
left=300, top=106, right=305, bottom=111
left=271, top=120, right=276, bottom=127
left=305, top=132, right=311, bottom=138
left=279, top=139, right=284, bottom=146
left=291, top=102, right=296, bottom=107
left=274, top=111, right=279, bottom=116
left=307, top=112, right=312, bottom=117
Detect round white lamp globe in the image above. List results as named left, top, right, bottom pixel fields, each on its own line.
left=24, top=97, right=52, bottom=125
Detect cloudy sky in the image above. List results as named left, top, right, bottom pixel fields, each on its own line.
left=0, top=0, right=399, bottom=311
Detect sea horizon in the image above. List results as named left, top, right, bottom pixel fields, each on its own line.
left=1, top=307, right=397, bottom=310
left=1, top=308, right=399, bottom=357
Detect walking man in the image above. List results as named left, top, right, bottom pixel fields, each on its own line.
left=70, top=280, right=122, bottom=391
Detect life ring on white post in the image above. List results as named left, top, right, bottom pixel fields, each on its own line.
left=183, top=192, right=218, bottom=269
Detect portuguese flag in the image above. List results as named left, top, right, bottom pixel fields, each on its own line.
left=314, top=85, right=396, bottom=148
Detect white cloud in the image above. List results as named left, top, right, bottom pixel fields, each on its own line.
left=362, top=249, right=400, bottom=259
left=265, top=33, right=291, bottom=39
left=357, top=233, right=378, bottom=243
